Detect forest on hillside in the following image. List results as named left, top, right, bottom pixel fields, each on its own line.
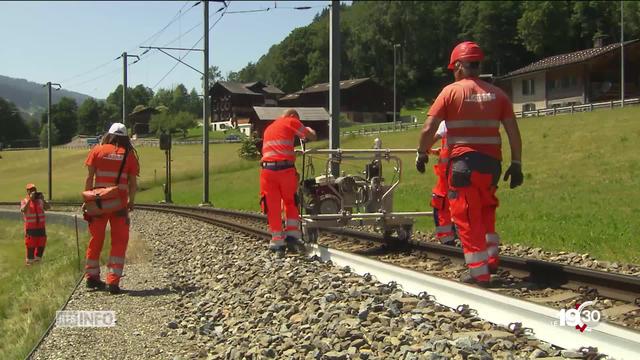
left=227, top=1, right=640, bottom=101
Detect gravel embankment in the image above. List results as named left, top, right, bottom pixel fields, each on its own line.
left=32, top=211, right=574, bottom=359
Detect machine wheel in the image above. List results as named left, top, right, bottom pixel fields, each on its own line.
left=398, top=224, right=413, bottom=243
left=303, top=227, right=319, bottom=243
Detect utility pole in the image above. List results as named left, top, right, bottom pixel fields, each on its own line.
left=118, top=52, right=140, bottom=127
left=621, top=0, right=625, bottom=108
left=43, top=82, right=61, bottom=201
left=393, top=43, right=401, bottom=125
left=329, top=0, right=341, bottom=177
left=202, top=0, right=211, bottom=205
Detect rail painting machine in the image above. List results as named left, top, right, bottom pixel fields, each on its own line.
left=298, top=139, right=433, bottom=243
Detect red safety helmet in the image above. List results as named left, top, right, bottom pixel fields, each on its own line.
left=448, top=41, right=484, bottom=70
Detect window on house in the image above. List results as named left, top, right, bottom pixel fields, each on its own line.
left=522, top=79, right=535, bottom=95
left=570, top=76, right=577, bottom=87
left=547, top=79, right=556, bottom=90
left=561, top=76, right=571, bottom=88
left=522, top=103, right=536, bottom=112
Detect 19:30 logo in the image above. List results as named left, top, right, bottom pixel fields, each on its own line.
left=558, top=301, right=601, bottom=332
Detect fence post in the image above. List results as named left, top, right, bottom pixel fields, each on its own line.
left=536, top=109, right=540, bottom=117
left=590, top=103, right=593, bottom=112
left=610, top=100, right=613, bottom=108
left=571, top=105, right=574, bottom=114
left=553, top=107, right=557, bottom=116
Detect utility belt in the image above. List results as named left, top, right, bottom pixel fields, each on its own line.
left=261, top=160, right=295, bottom=171
left=26, top=228, right=46, bottom=237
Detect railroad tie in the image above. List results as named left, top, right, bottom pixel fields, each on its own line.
left=602, top=304, right=640, bottom=318
left=528, top=290, right=580, bottom=303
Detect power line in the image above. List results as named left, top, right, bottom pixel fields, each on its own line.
left=62, top=1, right=197, bottom=86
left=151, top=2, right=230, bottom=90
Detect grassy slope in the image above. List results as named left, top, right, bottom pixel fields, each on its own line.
left=0, top=220, right=88, bottom=359
left=0, top=107, right=638, bottom=262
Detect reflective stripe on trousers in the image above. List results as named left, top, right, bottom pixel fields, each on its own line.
left=285, top=218, right=301, bottom=239
left=464, top=250, right=490, bottom=281
left=108, top=256, right=125, bottom=277
left=85, top=258, right=100, bottom=277
left=486, top=233, right=500, bottom=257
left=270, top=232, right=285, bottom=247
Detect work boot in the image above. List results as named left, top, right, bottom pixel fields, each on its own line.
left=269, top=244, right=285, bottom=258
left=459, top=271, right=492, bottom=288
left=86, top=277, right=106, bottom=290
left=285, top=236, right=306, bottom=254
left=34, top=257, right=42, bottom=263
left=107, top=284, right=122, bottom=295
left=25, top=259, right=34, bottom=266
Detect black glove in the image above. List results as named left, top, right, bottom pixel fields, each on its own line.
left=503, top=162, right=523, bottom=189
left=415, top=152, right=428, bottom=173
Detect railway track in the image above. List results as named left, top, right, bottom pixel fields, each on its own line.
left=130, top=203, right=640, bottom=359
left=3, top=201, right=639, bottom=358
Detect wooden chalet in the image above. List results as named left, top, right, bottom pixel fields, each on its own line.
left=251, top=106, right=330, bottom=140
left=209, top=81, right=284, bottom=126
left=278, top=77, right=393, bottom=123
left=128, top=106, right=159, bottom=136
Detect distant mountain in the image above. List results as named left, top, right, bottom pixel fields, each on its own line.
left=0, top=75, right=94, bottom=115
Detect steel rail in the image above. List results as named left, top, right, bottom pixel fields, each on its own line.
left=3, top=202, right=639, bottom=302
left=136, top=204, right=640, bottom=359
left=309, top=244, right=640, bottom=360
left=134, top=203, right=640, bottom=303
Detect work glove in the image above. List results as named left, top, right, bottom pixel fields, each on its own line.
left=503, top=162, right=524, bottom=189
left=415, top=151, right=429, bottom=174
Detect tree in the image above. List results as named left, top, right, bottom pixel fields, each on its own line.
left=41, top=97, right=77, bottom=144
left=518, top=1, right=575, bottom=56
left=0, top=97, right=32, bottom=143
left=459, top=1, right=531, bottom=76
left=171, top=84, right=189, bottom=113
left=97, top=101, right=119, bottom=133
left=78, top=98, right=100, bottom=135
left=149, top=111, right=197, bottom=138
left=39, top=122, right=60, bottom=147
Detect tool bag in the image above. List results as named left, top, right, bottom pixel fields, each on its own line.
left=82, top=147, right=128, bottom=216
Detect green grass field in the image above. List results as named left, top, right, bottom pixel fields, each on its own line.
left=1, top=107, right=639, bottom=263
left=0, top=219, right=87, bottom=359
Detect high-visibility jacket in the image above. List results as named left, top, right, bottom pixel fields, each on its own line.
left=428, top=77, right=514, bottom=160
left=85, top=144, right=140, bottom=205
left=22, top=197, right=46, bottom=236
left=261, top=116, right=307, bottom=162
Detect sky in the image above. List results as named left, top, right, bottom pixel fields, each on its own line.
left=0, top=1, right=334, bottom=99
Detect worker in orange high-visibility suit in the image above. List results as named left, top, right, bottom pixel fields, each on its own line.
left=20, top=184, right=51, bottom=265
left=84, top=123, right=139, bottom=294
left=422, top=122, right=456, bottom=246
left=416, top=41, right=523, bottom=287
left=260, top=109, right=317, bottom=255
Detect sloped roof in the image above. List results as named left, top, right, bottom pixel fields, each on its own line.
left=301, top=77, right=371, bottom=94
left=279, top=91, right=302, bottom=102
left=217, top=81, right=261, bottom=95
left=500, top=39, right=640, bottom=79
left=253, top=106, right=329, bottom=121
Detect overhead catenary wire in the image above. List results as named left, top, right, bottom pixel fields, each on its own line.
left=151, top=2, right=231, bottom=90
left=61, top=1, right=197, bottom=87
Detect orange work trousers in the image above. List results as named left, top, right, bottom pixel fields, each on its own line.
left=447, top=152, right=501, bottom=282
left=85, top=211, right=129, bottom=285
left=431, top=164, right=455, bottom=244
left=260, top=167, right=300, bottom=248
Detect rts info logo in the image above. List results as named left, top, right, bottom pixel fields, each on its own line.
left=557, top=301, right=601, bottom=332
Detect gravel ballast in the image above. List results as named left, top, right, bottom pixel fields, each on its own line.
left=32, top=211, right=582, bottom=359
